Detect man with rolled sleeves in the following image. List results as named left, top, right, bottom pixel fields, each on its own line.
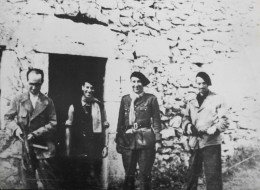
left=64, top=81, right=109, bottom=189
left=4, top=68, right=58, bottom=189
left=182, top=72, right=229, bottom=190
left=116, top=71, right=161, bottom=190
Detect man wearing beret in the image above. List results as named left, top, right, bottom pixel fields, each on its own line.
left=116, top=71, right=161, bottom=190
left=182, top=72, right=229, bottom=190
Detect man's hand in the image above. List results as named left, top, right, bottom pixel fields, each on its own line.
left=207, top=126, right=217, bottom=135
left=27, top=133, right=36, bottom=141
left=102, top=146, right=108, bottom=158
left=125, top=129, right=136, bottom=134
left=104, top=121, right=110, bottom=128
left=155, top=142, right=161, bottom=151
left=15, top=128, right=24, bottom=142
left=186, top=124, right=193, bottom=135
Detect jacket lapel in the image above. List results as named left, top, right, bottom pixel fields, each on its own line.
left=190, top=98, right=199, bottom=110
left=134, top=93, right=146, bottom=107
left=30, top=93, right=49, bottom=121
left=20, top=93, right=34, bottom=115
left=198, top=91, right=213, bottom=112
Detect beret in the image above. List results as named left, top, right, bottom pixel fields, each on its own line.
left=196, top=72, right=212, bottom=86
left=130, top=71, right=150, bottom=86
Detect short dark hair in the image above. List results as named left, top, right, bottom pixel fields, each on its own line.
left=81, top=81, right=95, bottom=87
left=27, top=68, right=44, bottom=83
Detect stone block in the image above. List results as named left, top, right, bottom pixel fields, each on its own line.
left=135, top=36, right=170, bottom=61
left=142, top=7, right=156, bottom=18
left=161, top=128, right=176, bottom=139
left=22, top=0, right=54, bottom=15
left=156, top=9, right=172, bottom=21
left=60, top=1, right=79, bottom=16
left=169, top=115, right=182, bottom=128
left=160, top=20, right=172, bottom=31
left=97, top=0, right=118, bottom=9
left=124, top=0, right=142, bottom=9
left=144, top=18, right=161, bottom=31
left=119, top=17, right=136, bottom=27
left=120, top=9, right=133, bottom=17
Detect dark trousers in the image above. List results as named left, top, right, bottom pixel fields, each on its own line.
left=122, top=148, right=155, bottom=190
left=21, top=158, right=59, bottom=189
left=184, top=145, right=222, bottom=190
left=60, top=157, right=102, bottom=190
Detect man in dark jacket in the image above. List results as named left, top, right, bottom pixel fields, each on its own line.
left=116, top=71, right=161, bottom=190
left=5, top=68, right=58, bottom=189
left=64, top=81, right=109, bottom=189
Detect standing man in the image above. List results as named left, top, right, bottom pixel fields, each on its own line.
left=64, top=81, right=109, bottom=189
left=182, top=72, right=228, bottom=190
left=5, top=68, right=58, bottom=189
left=116, top=71, right=161, bottom=190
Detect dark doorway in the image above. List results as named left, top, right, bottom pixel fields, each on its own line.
left=0, top=46, right=5, bottom=128
left=48, top=54, right=107, bottom=156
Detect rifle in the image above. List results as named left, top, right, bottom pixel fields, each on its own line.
left=19, top=113, right=47, bottom=189
left=19, top=114, right=37, bottom=173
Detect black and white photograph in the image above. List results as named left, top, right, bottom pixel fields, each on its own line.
left=0, top=0, right=260, bottom=189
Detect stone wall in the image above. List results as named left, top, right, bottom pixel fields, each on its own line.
left=0, top=0, right=260, bottom=188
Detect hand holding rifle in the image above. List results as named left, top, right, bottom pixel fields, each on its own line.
left=14, top=127, right=24, bottom=142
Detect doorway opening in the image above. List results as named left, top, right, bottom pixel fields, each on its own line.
left=0, top=46, right=5, bottom=129
left=48, top=54, right=107, bottom=156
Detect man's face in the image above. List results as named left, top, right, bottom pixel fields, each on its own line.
left=28, top=72, right=43, bottom=95
left=82, top=82, right=94, bottom=99
left=196, top=76, right=209, bottom=95
left=131, top=77, right=144, bottom=94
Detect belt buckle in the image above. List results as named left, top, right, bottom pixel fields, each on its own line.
left=133, top=123, right=138, bottom=130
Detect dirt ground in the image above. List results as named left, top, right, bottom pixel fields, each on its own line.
left=223, top=160, right=260, bottom=190
left=197, top=156, right=260, bottom=190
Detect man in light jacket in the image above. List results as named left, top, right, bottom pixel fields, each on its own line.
left=5, top=68, right=58, bottom=189
left=182, top=72, right=228, bottom=190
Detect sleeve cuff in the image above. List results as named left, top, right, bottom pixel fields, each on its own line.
left=12, top=126, right=20, bottom=137
left=65, top=120, right=73, bottom=125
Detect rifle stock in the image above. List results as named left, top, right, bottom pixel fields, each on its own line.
left=19, top=114, right=36, bottom=173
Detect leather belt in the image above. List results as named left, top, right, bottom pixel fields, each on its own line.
left=128, top=122, right=150, bottom=130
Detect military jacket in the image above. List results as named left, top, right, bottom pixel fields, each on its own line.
left=116, top=93, right=161, bottom=149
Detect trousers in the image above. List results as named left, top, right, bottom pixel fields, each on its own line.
left=122, top=148, right=155, bottom=190
left=21, top=157, right=59, bottom=189
left=184, top=144, right=222, bottom=190
left=59, top=157, right=102, bottom=189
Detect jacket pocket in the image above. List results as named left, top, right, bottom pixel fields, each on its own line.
left=139, top=106, right=148, bottom=111
left=135, top=128, right=155, bottom=148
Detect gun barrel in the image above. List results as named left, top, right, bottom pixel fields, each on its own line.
left=32, top=144, right=48, bottom=150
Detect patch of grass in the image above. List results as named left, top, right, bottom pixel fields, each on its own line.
left=223, top=146, right=260, bottom=179
left=223, top=146, right=260, bottom=190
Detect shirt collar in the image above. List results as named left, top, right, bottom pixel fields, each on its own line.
left=81, top=96, right=94, bottom=106
left=29, top=92, right=39, bottom=99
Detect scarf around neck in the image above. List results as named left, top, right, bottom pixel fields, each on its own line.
left=129, top=92, right=144, bottom=125
left=82, top=96, right=102, bottom=133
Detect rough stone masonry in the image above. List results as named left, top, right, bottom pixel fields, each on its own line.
left=0, top=0, right=260, bottom=189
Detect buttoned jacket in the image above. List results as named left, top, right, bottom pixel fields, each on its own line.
left=116, top=93, right=161, bottom=149
left=182, top=91, right=228, bottom=149
left=5, top=92, right=57, bottom=159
